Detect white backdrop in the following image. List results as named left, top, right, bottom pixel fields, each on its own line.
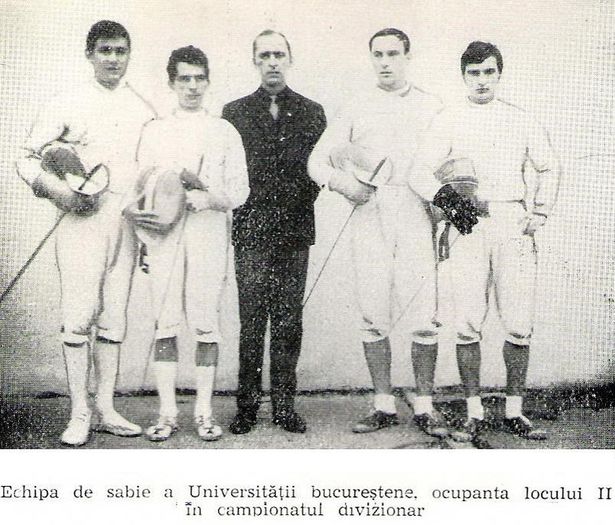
left=0, top=0, right=613, bottom=395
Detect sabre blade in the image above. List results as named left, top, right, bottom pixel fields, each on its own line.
left=77, top=163, right=104, bottom=192
left=369, top=157, right=387, bottom=182
left=302, top=157, right=389, bottom=307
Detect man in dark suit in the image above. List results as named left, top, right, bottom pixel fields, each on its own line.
left=222, top=30, right=326, bottom=434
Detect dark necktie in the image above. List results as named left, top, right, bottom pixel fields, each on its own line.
left=269, top=95, right=279, bottom=121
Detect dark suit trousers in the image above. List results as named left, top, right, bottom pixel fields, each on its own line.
left=234, top=246, right=309, bottom=417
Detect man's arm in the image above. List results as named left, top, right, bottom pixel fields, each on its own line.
left=302, top=104, right=327, bottom=168
left=526, top=119, right=561, bottom=219
left=305, top=105, right=328, bottom=200
left=410, top=112, right=480, bottom=234
left=408, top=113, right=454, bottom=201
left=135, top=119, right=159, bottom=173
left=219, top=122, right=250, bottom=209
left=16, top=97, right=68, bottom=187
left=307, top=108, right=375, bottom=205
left=186, top=122, right=250, bottom=213
left=15, top=99, right=95, bottom=213
left=221, top=102, right=237, bottom=130
left=286, top=103, right=327, bottom=204
left=307, top=109, right=352, bottom=188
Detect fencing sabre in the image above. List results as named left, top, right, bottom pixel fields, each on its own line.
left=302, top=157, right=388, bottom=307
left=389, top=225, right=463, bottom=334
left=0, top=212, right=66, bottom=305
left=0, top=161, right=111, bottom=306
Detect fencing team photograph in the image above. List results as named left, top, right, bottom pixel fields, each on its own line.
left=0, top=0, right=612, bottom=450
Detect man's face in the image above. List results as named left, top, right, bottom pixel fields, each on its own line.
left=463, top=55, right=500, bottom=104
left=170, top=62, right=208, bottom=112
left=253, top=33, right=291, bottom=92
left=87, top=37, right=130, bottom=89
left=370, top=35, right=409, bottom=91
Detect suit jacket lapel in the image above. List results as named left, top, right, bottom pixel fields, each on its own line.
left=249, top=89, right=275, bottom=135
left=243, top=91, right=269, bottom=133
left=279, top=88, right=299, bottom=135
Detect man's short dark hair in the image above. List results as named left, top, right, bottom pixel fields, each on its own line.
left=369, top=28, right=410, bottom=54
left=86, top=20, right=130, bottom=54
left=167, top=45, right=209, bottom=83
left=252, top=29, right=292, bottom=61
left=460, top=41, right=503, bottom=74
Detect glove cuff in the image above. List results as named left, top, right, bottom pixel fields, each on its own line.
left=327, top=171, right=345, bottom=194
left=432, top=184, right=455, bottom=207
left=433, top=184, right=479, bottom=235
left=31, top=174, right=51, bottom=198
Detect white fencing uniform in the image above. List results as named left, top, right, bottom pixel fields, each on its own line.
left=17, top=78, right=156, bottom=344
left=411, top=98, right=559, bottom=345
left=135, top=108, right=249, bottom=343
left=309, top=85, right=442, bottom=343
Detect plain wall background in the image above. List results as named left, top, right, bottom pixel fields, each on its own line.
left=0, top=0, right=613, bottom=397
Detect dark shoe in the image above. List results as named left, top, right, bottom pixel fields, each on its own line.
left=503, top=416, right=548, bottom=440
left=272, top=411, right=307, bottom=433
left=413, top=412, right=449, bottom=438
left=451, top=418, right=492, bottom=448
left=229, top=412, right=257, bottom=435
left=352, top=411, right=399, bottom=433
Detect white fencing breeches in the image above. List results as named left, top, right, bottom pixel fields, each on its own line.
left=349, top=186, right=438, bottom=344
left=55, top=192, right=137, bottom=345
left=448, top=201, right=537, bottom=345
left=147, top=210, right=229, bottom=344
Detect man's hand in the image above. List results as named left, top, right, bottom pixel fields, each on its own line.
left=123, top=204, right=175, bottom=234
left=185, top=189, right=232, bottom=213
left=69, top=193, right=99, bottom=215
left=432, top=184, right=479, bottom=235
left=328, top=170, right=375, bottom=205
left=56, top=192, right=98, bottom=215
left=330, top=144, right=379, bottom=172
left=32, top=172, right=99, bottom=215
left=186, top=189, right=212, bottom=212
left=179, top=168, right=206, bottom=191
left=519, top=213, right=547, bottom=235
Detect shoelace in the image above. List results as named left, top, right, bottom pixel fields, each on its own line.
left=195, top=415, right=217, bottom=429
left=156, top=417, right=177, bottom=427
left=70, top=412, right=91, bottom=423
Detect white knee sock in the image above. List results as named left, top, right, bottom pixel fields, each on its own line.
left=93, top=340, right=122, bottom=414
left=194, top=365, right=216, bottom=418
left=505, top=395, right=523, bottom=418
left=62, top=343, right=90, bottom=417
left=374, top=393, right=397, bottom=414
left=154, top=361, right=178, bottom=418
left=413, top=395, right=434, bottom=416
left=466, top=395, right=484, bottom=420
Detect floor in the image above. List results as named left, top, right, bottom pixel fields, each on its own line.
left=1, top=390, right=613, bottom=449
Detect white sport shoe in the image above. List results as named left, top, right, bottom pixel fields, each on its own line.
left=195, top=415, right=222, bottom=441
left=60, top=410, right=92, bottom=447
left=94, top=410, right=142, bottom=437
left=145, top=416, right=179, bottom=442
